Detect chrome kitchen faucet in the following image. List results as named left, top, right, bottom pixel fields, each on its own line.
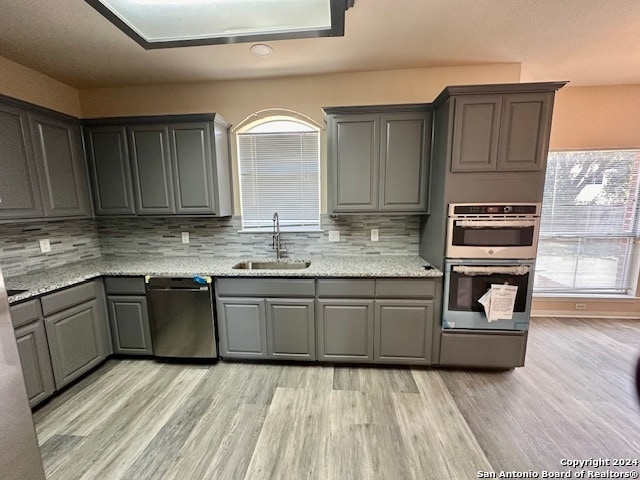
left=272, top=212, right=287, bottom=259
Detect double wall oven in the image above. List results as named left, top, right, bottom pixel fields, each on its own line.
left=443, top=203, right=540, bottom=331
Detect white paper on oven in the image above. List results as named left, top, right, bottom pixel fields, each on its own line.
left=488, top=284, right=518, bottom=321
left=478, top=289, right=492, bottom=319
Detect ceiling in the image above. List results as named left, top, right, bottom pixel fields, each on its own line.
left=1, top=0, right=639, bottom=89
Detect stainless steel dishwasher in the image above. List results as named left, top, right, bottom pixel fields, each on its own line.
left=146, top=276, right=217, bottom=359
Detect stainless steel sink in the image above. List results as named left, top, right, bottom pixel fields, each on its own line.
left=232, top=261, right=311, bottom=270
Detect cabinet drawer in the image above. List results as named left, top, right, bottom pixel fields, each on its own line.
left=316, top=279, right=375, bottom=298
left=104, top=276, right=146, bottom=295
left=10, top=299, right=41, bottom=328
left=216, top=278, right=315, bottom=297
left=375, top=279, right=435, bottom=298
left=41, top=281, right=97, bottom=316
left=439, top=331, right=527, bottom=369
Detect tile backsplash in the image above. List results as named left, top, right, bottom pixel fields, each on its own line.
left=0, top=215, right=420, bottom=278
left=98, top=215, right=420, bottom=258
left=0, top=219, right=101, bottom=278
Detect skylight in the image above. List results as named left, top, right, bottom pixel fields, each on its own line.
left=85, top=0, right=354, bottom=49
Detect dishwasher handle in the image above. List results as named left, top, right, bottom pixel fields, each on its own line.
left=145, top=276, right=212, bottom=290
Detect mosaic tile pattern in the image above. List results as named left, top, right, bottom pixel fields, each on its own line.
left=97, top=215, right=421, bottom=258
left=0, top=215, right=420, bottom=279
left=0, top=220, right=101, bottom=278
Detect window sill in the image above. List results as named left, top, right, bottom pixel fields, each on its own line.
left=533, top=293, right=638, bottom=302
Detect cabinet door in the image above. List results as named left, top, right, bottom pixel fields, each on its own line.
left=266, top=299, right=315, bottom=361
left=379, top=112, right=431, bottom=212
left=107, top=295, right=152, bottom=355
left=0, top=104, right=43, bottom=219
left=329, top=114, right=380, bottom=212
left=450, top=95, right=502, bottom=172
left=316, top=299, right=374, bottom=363
left=128, top=125, right=176, bottom=214
left=216, top=298, right=267, bottom=359
left=169, top=122, right=218, bottom=214
left=44, top=299, right=105, bottom=389
left=374, top=300, right=433, bottom=365
left=29, top=113, right=91, bottom=217
left=14, top=319, right=55, bottom=407
left=85, top=126, right=136, bottom=215
left=497, top=93, right=553, bottom=172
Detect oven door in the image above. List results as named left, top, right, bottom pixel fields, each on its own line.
left=443, top=259, right=534, bottom=331
left=446, top=218, right=539, bottom=259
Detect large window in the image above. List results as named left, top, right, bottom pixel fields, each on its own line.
left=534, top=150, right=640, bottom=295
left=237, top=118, right=320, bottom=231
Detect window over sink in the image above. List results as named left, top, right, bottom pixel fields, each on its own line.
left=534, top=149, right=640, bottom=296
left=236, top=115, right=321, bottom=232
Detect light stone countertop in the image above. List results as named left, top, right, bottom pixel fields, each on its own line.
left=6, top=255, right=442, bottom=304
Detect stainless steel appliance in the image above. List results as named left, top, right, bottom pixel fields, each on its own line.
left=0, top=268, right=46, bottom=480
left=446, top=203, right=540, bottom=259
left=443, top=259, right=535, bottom=331
left=146, top=276, right=217, bottom=359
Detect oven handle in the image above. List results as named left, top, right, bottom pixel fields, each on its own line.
left=455, top=219, right=537, bottom=228
left=452, top=265, right=531, bottom=276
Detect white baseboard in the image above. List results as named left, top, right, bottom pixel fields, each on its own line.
left=531, top=309, right=640, bottom=319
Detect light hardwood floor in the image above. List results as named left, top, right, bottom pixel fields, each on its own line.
left=33, top=317, right=640, bottom=480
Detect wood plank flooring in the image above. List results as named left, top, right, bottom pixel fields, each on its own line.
left=33, top=317, right=640, bottom=480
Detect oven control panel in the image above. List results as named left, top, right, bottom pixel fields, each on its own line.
left=449, top=203, right=540, bottom=216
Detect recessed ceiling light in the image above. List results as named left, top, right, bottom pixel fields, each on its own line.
left=84, top=0, right=355, bottom=50
left=250, top=44, right=273, bottom=57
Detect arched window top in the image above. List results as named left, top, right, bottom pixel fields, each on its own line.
left=244, top=119, right=317, bottom=134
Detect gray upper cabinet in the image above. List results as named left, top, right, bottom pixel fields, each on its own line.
left=329, top=114, right=380, bottom=212
left=84, top=115, right=233, bottom=217
left=379, top=112, right=431, bottom=212
left=450, top=91, right=554, bottom=173
left=0, top=104, right=43, bottom=219
left=129, top=125, right=176, bottom=214
left=325, top=106, right=431, bottom=214
left=85, top=126, right=136, bottom=215
left=29, top=113, right=91, bottom=218
left=450, top=95, right=502, bottom=172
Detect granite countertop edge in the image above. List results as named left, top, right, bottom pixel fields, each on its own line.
left=6, top=255, right=443, bottom=304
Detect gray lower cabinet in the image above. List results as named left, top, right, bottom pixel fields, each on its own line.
left=266, top=299, right=315, bottom=360
left=317, top=278, right=436, bottom=365
left=215, top=278, right=316, bottom=361
left=41, top=281, right=109, bottom=389
left=439, top=331, right=528, bottom=369
left=374, top=300, right=433, bottom=365
left=216, top=298, right=267, bottom=359
left=325, top=106, right=431, bottom=214
left=0, top=103, right=43, bottom=219
left=104, top=276, right=152, bottom=355
left=316, top=299, right=375, bottom=363
left=28, top=112, right=91, bottom=218
left=11, top=299, right=55, bottom=407
left=107, top=296, right=152, bottom=355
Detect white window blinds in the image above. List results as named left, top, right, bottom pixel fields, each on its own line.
left=237, top=120, right=320, bottom=230
left=534, top=150, right=640, bottom=294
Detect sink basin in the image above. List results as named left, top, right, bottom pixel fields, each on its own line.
left=7, top=289, right=28, bottom=296
left=232, top=261, right=311, bottom=270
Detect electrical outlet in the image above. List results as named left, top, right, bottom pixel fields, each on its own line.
left=575, top=303, right=587, bottom=310
left=39, top=239, right=51, bottom=253
left=371, top=229, right=379, bottom=242
left=328, top=231, right=340, bottom=242
left=181, top=232, right=190, bottom=244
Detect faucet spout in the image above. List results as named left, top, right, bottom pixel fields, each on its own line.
left=272, top=212, right=282, bottom=260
